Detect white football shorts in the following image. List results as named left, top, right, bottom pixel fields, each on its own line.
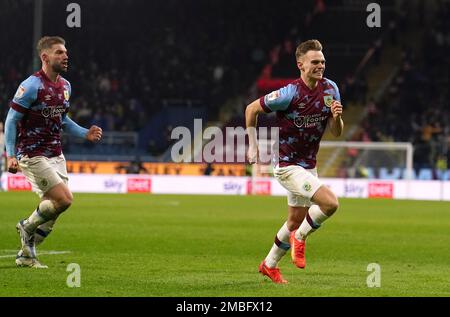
left=273, top=164, right=322, bottom=207
left=19, top=154, right=69, bottom=198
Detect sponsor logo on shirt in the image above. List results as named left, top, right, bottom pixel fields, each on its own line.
left=41, top=105, right=66, bottom=118
left=294, top=114, right=329, bottom=128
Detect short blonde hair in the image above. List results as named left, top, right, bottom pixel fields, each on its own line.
left=295, top=39, right=323, bottom=61
left=37, top=36, right=66, bottom=54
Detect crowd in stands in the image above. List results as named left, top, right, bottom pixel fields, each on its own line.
left=0, top=0, right=317, bottom=157
left=1, top=0, right=448, bottom=177
left=351, top=0, right=449, bottom=177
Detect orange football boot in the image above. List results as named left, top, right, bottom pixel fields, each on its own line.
left=259, top=261, right=288, bottom=284
left=290, top=231, right=306, bottom=269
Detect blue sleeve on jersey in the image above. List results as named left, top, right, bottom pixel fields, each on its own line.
left=328, top=80, right=341, bottom=103
left=262, top=84, right=296, bottom=112
left=12, top=76, right=40, bottom=109
left=4, top=108, right=24, bottom=157
left=62, top=115, right=88, bottom=139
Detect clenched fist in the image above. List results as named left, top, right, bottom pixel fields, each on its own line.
left=7, top=156, right=18, bottom=174
left=330, top=100, right=343, bottom=119
left=86, top=125, right=102, bottom=142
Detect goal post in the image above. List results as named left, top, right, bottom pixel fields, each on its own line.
left=249, top=140, right=414, bottom=195
left=250, top=141, right=414, bottom=188
left=319, top=141, right=414, bottom=180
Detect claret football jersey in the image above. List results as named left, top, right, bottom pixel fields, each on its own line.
left=10, top=69, right=71, bottom=159
left=260, top=77, right=341, bottom=169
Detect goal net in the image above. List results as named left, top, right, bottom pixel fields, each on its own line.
left=250, top=141, right=414, bottom=189
left=318, top=141, right=414, bottom=180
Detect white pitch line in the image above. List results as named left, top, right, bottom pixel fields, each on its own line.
left=0, top=250, right=72, bottom=259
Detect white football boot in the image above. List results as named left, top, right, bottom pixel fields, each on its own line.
left=15, top=251, right=48, bottom=269
left=15, top=220, right=47, bottom=268
left=16, top=220, right=37, bottom=258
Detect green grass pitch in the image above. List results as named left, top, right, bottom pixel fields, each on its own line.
left=0, top=192, right=449, bottom=297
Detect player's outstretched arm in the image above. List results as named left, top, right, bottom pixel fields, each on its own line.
left=245, top=99, right=265, bottom=164
left=328, top=100, right=344, bottom=137
left=4, top=108, right=24, bottom=173
left=62, top=115, right=102, bottom=142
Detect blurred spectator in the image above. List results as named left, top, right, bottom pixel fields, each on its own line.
left=126, top=156, right=148, bottom=174
left=421, top=121, right=442, bottom=143
left=203, top=163, right=214, bottom=176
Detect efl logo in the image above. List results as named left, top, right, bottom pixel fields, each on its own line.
left=8, top=175, right=32, bottom=191
left=247, top=180, right=271, bottom=195
left=368, top=182, right=393, bottom=198
left=127, top=178, right=151, bottom=193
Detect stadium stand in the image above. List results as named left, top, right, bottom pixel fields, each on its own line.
left=350, top=0, right=450, bottom=178
left=0, top=0, right=448, bottom=179
left=0, top=0, right=314, bottom=159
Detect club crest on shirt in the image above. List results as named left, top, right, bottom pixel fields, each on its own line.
left=267, top=90, right=280, bottom=101
left=323, top=95, right=333, bottom=107
left=64, top=90, right=70, bottom=100
left=15, top=86, right=25, bottom=99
